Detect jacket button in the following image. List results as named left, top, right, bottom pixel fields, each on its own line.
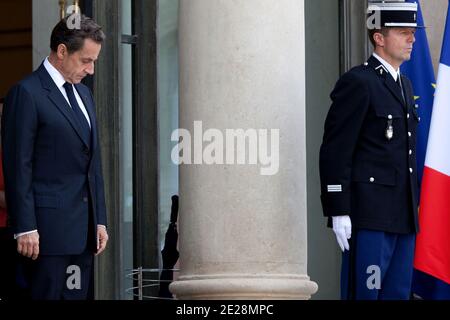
left=83, top=147, right=90, bottom=155
left=388, top=114, right=393, bottom=120
left=409, top=149, right=412, bottom=155
left=408, top=132, right=412, bottom=137
left=369, top=177, right=375, bottom=183
left=407, top=113, right=410, bottom=119
left=409, top=168, right=413, bottom=173
left=83, top=197, right=88, bottom=202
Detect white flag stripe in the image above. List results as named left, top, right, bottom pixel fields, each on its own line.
left=424, top=63, right=450, bottom=176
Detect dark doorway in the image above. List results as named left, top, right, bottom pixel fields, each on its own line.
left=0, top=0, right=32, bottom=99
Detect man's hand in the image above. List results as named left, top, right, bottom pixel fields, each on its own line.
left=95, top=225, right=108, bottom=256
left=17, top=231, right=40, bottom=260
left=332, top=215, right=352, bottom=252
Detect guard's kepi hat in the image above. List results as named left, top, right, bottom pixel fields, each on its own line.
left=367, top=0, right=425, bottom=29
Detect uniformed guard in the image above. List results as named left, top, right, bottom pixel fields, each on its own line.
left=319, top=0, right=423, bottom=300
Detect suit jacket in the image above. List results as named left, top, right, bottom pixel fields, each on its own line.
left=1, top=64, right=107, bottom=255
left=319, top=55, right=419, bottom=234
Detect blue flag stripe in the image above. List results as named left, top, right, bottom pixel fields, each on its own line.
left=413, top=270, right=450, bottom=300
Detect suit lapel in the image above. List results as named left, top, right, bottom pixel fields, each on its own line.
left=75, top=84, right=97, bottom=153
left=384, top=75, right=407, bottom=111
left=37, top=64, right=90, bottom=147
left=47, top=90, right=91, bottom=147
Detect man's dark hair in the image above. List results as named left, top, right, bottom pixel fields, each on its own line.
left=368, top=28, right=390, bottom=47
left=50, top=15, right=105, bottom=54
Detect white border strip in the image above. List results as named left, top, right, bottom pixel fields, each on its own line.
left=367, top=4, right=417, bottom=12
left=385, top=23, right=418, bottom=27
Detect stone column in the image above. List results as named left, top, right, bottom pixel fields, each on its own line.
left=170, top=0, right=318, bottom=299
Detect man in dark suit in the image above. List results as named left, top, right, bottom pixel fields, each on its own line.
left=1, top=15, right=108, bottom=300
left=319, top=1, right=421, bottom=300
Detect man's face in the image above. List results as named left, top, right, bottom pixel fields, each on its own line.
left=379, top=27, right=416, bottom=64
left=59, top=38, right=102, bottom=84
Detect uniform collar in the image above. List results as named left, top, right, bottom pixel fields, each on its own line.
left=372, top=53, right=399, bottom=82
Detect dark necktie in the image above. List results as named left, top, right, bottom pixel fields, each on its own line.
left=396, top=76, right=406, bottom=105
left=63, top=82, right=91, bottom=145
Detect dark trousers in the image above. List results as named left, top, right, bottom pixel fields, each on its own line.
left=341, top=229, right=415, bottom=300
left=29, top=196, right=96, bottom=300
left=29, top=247, right=94, bottom=300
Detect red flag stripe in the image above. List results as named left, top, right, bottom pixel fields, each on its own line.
left=414, top=166, right=450, bottom=285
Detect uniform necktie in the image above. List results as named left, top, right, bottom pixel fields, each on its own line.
left=396, top=76, right=402, bottom=88
left=396, top=76, right=406, bottom=105
left=63, top=82, right=91, bottom=145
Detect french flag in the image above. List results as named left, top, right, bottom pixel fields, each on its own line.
left=413, top=0, right=450, bottom=299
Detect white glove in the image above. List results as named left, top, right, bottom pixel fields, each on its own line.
left=332, top=215, right=352, bottom=252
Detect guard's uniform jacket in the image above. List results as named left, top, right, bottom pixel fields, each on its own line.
left=319, top=55, right=419, bottom=234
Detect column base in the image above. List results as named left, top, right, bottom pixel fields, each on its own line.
left=170, top=274, right=318, bottom=300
